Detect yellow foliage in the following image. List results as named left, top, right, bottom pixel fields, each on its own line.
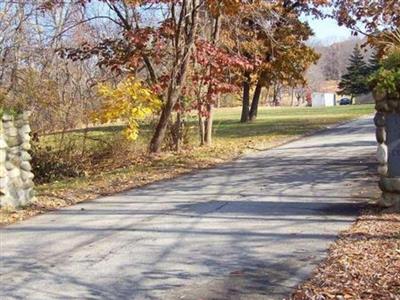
left=94, top=77, right=161, bottom=140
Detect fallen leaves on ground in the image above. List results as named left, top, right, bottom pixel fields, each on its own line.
left=291, top=208, right=400, bottom=300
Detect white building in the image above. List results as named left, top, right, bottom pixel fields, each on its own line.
left=312, top=93, right=336, bottom=107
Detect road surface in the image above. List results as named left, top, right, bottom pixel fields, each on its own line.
left=0, top=116, right=378, bottom=300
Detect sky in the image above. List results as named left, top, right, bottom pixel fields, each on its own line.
left=303, top=16, right=354, bottom=45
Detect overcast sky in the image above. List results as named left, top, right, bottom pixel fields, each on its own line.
left=303, top=16, right=355, bottom=45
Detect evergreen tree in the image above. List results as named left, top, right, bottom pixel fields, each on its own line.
left=338, top=45, right=370, bottom=101
left=367, top=49, right=381, bottom=74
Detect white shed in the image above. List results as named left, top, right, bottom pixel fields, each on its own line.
left=312, top=93, right=336, bottom=107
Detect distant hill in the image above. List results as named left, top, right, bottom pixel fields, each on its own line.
left=306, top=37, right=373, bottom=92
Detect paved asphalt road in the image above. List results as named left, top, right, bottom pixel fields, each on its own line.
left=0, top=116, right=378, bottom=300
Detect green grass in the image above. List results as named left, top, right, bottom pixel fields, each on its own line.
left=212, top=105, right=374, bottom=140
left=43, top=104, right=374, bottom=146
left=39, top=104, right=375, bottom=160
left=38, top=104, right=375, bottom=182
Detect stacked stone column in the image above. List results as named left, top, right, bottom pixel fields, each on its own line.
left=375, top=92, right=400, bottom=209
left=0, top=112, right=35, bottom=209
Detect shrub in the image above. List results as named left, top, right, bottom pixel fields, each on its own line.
left=30, top=128, right=145, bottom=184
left=370, top=49, right=400, bottom=98
left=31, top=140, right=86, bottom=184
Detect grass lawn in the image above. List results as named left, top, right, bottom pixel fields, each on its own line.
left=1, top=104, right=375, bottom=225
left=213, top=105, right=374, bottom=143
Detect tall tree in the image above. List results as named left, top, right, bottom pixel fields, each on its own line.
left=225, top=0, right=323, bottom=123
left=338, top=45, right=370, bottom=100
left=148, top=0, right=201, bottom=153
left=193, top=3, right=245, bottom=146
left=48, top=0, right=248, bottom=153
left=367, top=50, right=381, bottom=74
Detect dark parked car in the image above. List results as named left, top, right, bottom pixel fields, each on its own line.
left=339, top=98, right=352, bottom=105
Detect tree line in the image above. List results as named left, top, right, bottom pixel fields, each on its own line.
left=338, top=45, right=380, bottom=102
left=1, top=0, right=399, bottom=154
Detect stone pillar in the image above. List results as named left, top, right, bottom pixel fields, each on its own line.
left=375, top=92, right=400, bottom=209
left=0, top=111, right=35, bottom=209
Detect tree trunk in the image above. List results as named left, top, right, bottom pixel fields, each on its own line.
left=241, top=71, right=251, bottom=123
left=203, top=14, right=220, bottom=146
left=198, top=113, right=205, bottom=146
left=174, top=111, right=183, bottom=152
left=249, top=81, right=262, bottom=121
left=264, top=87, right=270, bottom=106
left=291, top=87, right=295, bottom=106
left=149, top=90, right=177, bottom=153
left=149, top=0, right=199, bottom=153
left=296, top=95, right=301, bottom=106
left=273, top=84, right=280, bottom=106
left=205, top=103, right=213, bottom=145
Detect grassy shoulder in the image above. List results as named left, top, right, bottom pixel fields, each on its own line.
left=0, top=104, right=375, bottom=225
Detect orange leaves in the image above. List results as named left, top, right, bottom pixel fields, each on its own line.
left=206, top=0, right=243, bottom=17
left=292, top=210, right=400, bottom=300
left=195, top=40, right=253, bottom=72
left=220, top=0, right=319, bottom=87
left=332, top=0, right=400, bottom=34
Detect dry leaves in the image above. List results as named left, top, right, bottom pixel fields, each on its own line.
left=292, top=209, right=400, bottom=300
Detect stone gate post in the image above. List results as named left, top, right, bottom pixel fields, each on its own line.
left=375, top=93, right=400, bottom=209
left=0, top=111, right=35, bottom=209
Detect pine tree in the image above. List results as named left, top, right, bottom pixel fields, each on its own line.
left=367, top=50, right=381, bottom=74
left=338, top=45, right=370, bottom=101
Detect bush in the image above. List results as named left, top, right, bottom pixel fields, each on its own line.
left=370, top=50, right=400, bottom=98
left=30, top=128, right=145, bottom=184
left=31, top=141, right=86, bottom=184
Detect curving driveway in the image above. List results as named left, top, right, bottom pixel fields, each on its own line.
left=0, top=116, right=378, bottom=300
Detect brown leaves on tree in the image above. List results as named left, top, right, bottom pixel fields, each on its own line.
left=332, top=0, right=400, bottom=34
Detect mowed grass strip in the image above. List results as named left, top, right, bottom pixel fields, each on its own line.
left=1, top=104, right=375, bottom=225
left=213, top=105, right=374, bottom=140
